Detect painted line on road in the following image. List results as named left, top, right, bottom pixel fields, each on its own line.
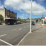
left=0, top=34, right=6, bottom=37
left=19, top=28, right=22, bottom=30
left=17, top=32, right=31, bottom=45
left=0, top=39, right=13, bottom=46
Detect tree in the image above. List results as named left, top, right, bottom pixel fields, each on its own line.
left=0, top=14, right=3, bottom=24
left=27, top=18, right=29, bottom=19
left=41, top=17, right=42, bottom=19
left=35, top=18, right=41, bottom=20
left=18, top=17, right=21, bottom=20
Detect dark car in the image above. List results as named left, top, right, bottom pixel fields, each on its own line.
left=7, top=22, right=14, bottom=25
left=32, top=21, right=35, bottom=25
left=16, top=22, right=18, bottom=24
left=10, top=22, right=14, bottom=25
left=7, top=22, right=10, bottom=25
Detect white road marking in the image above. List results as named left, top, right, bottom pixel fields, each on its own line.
left=17, top=32, right=31, bottom=45
left=0, top=39, right=13, bottom=46
left=0, top=34, right=6, bottom=37
left=19, top=28, right=22, bottom=30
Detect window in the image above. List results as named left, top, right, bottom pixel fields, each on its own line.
left=10, top=13, right=12, bottom=16
left=10, top=13, right=12, bottom=18
left=6, top=13, right=8, bottom=17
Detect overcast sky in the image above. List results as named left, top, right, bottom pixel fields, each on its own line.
left=0, top=0, right=46, bottom=19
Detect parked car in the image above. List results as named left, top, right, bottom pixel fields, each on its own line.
left=32, top=21, right=35, bottom=25
left=10, top=22, right=14, bottom=25
left=16, top=22, right=18, bottom=24
left=14, top=23, right=16, bottom=25
left=7, top=22, right=10, bottom=25
left=7, top=22, right=14, bottom=25
left=14, top=22, right=18, bottom=25
left=18, top=22, right=20, bottom=24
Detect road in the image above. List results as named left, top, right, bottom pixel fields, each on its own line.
left=0, top=23, right=41, bottom=45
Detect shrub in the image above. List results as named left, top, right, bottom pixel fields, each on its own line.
left=0, top=14, right=3, bottom=25
left=44, top=21, right=46, bottom=24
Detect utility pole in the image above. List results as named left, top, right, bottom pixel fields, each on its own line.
left=30, top=0, right=32, bottom=33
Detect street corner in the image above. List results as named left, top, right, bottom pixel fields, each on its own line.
left=43, top=25, right=46, bottom=27
left=0, top=25, right=5, bottom=26
left=42, top=24, right=46, bottom=27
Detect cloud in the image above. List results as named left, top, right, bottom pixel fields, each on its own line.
left=18, top=14, right=29, bottom=19
left=4, top=0, right=46, bottom=15
left=32, top=1, right=46, bottom=15
left=0, top=5, right=4, bottom=9
left=0, top=1, right=4, bottom=9
left=18, top=14, right=25, bottom=19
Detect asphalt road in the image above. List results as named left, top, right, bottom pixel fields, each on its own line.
left=0, top=23, right=41, bottom=45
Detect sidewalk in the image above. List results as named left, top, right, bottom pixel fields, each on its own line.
left=0, top=23, right=5, bottom=26
left=19, top=26, right=46, bottom=45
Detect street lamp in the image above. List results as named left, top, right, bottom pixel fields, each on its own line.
left=30, top=0, right=32, bottom=33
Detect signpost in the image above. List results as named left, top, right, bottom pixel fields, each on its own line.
left=42, top=17, right=46, bottom=24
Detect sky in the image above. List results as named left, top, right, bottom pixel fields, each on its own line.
left=0, top=0, right=46, bottom=19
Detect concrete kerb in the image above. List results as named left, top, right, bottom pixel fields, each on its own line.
left=17, top=27, right=43, bottom=45
left=42, top=24, right=46, bottom=27
left=17, top=32, right=32, bottom=45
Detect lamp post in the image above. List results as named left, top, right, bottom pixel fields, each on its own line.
left=30, top=0, right=32, bottom=33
